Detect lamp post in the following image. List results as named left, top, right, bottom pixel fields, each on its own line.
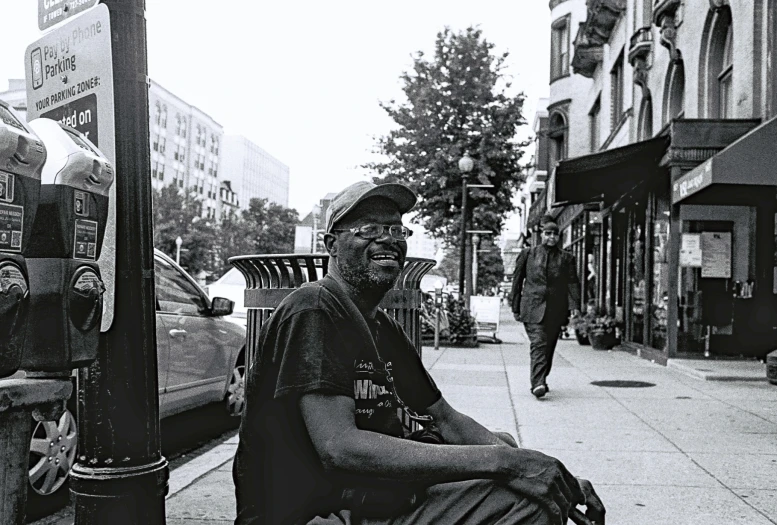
left=457, top=154, right=474, bottom=303
left=311, top=203, right=322, bottom=253
left=175, top=236, right=182, bottom=265
left=433, top=280, right=444, bottom=351
left=471, top=234, right=480, bottom=295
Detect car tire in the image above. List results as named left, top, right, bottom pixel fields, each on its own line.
left=225, top=353, right=245, bottom=417
left=26, top=405, right=77, bottom=520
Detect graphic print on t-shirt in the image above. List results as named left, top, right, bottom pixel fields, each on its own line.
left=353, top=357, right=405, bottom=437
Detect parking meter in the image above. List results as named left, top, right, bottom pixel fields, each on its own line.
left=22, top=118, right=114, bottom=373
left=0, top=101, right=46, bottom=378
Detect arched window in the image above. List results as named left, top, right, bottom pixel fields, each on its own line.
left=547, top=111, right=568, bottom=166
left=663, top=61, right=685, bottom=124
left=701, top=6, right=733, bottom=118
left=638, top=95, right=653, bottom=140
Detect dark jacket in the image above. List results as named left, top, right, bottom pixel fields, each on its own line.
left=509, top=245, right=580, bottom=325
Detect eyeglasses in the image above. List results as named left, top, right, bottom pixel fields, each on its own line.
left=334, top=223, right=414, bottom=241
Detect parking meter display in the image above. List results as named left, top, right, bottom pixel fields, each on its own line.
left=74, top=219, right=97, bottom=261
left=0, top=204, right=23, bottom=252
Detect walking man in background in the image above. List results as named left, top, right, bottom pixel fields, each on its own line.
left=510, top=220, right=580, bottom=398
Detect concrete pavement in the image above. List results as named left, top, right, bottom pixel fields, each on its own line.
left=161, top=306, right=776, bottom=524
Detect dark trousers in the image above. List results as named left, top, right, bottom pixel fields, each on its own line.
left=524, top=322, right=563, bottom=389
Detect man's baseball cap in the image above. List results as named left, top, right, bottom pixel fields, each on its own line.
left=325, top=181, right=417, bottom=233
left=541, top=220, right=560, bottom=233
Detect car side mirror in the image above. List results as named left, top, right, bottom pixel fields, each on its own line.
left=210, top=297, right=234, bottom=317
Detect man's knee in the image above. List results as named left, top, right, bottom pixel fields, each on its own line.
left=493, top=431, right=518, bottom=448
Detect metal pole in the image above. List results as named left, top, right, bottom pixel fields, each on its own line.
left=472, top=234, right=479, bottom=296
left=434, top=306, right=440, bottom=350
left=71, top=1, right=168, bottom=523
left=458, top=176, right=468, bottom=300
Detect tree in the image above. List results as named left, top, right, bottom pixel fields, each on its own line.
left=366, top=26, right=528, bottom=244
left=152, top=183, right=219, bottom=276
left=241, top=198, right=299, bottom=255
left=475, top=237, right=504, bottom=295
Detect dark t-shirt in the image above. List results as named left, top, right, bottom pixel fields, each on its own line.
left=233, top=278, right=442, bottom=525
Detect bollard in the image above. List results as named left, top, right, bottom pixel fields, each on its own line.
left=0, top=378, right=72, bottom=525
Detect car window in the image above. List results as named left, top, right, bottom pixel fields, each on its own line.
left=155, top=257, right=208, bottom=315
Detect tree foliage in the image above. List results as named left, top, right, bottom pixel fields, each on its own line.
left=366, top=26, right=528, bottom=243
left=475, top=237, right=504, bottom=295
left=152, top=183, right=299, bottom=279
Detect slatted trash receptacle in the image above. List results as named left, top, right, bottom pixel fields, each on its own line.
left=229, top=254, right=436, bottom=429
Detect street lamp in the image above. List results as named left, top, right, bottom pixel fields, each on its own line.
left=433, top=280, right=444, bottom=351
left=457, top=154, right=474, bottom=302
left=311, top=203, right=322, bottom=253
left=175, top=236, right=182, bottom=265
left=466, top=230, right=492, bottom=298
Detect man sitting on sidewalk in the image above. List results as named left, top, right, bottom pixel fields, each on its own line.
left=232, top=181, right=605, bottom=525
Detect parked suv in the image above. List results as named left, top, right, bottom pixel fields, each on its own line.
left=26, top=249, right=246, bottom=513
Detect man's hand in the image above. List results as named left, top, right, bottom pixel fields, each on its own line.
left=571, top=309, right=581, bottom=318
left=569, top=478, right=606, bottom=525
left=513, top=311, right=521, bottom=322
left=501, top=448, right=584, bottom=525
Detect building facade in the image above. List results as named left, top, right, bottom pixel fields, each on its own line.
left=220, top=135, right=290, bottom=213
left=148, top=80, right=224, bottom=221
left=539, top=0, right=777, bottom=362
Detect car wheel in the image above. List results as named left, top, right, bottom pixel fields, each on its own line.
left=28, top=408, right=77, bottom=498
left=226, top=357, right=245, bottom=417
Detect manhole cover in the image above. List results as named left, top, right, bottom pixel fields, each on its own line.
left=591, top=380, right=656, bottom=388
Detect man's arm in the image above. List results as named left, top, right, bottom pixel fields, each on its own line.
left=300, top=392, right=585, bottom=523
left=426, top=395, right=511, bottom=447
left=509, top=249, right=529, bottom=319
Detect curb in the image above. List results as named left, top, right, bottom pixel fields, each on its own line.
left=166, top=434, right=238, bottom=499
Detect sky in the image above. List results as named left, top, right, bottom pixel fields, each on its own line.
left=2, top=1, right=550, bottom=216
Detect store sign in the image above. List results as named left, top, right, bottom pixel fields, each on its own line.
left=672, top=161, right=713, bottom=203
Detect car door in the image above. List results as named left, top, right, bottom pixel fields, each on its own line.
left=154, top=255, right=231, bottom=411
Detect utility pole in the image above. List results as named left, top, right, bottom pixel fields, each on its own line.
left=70, top=1, right=168, bottom=523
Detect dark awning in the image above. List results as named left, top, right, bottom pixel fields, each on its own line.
left=554, top=136, right=670, bottom=206
left=672, top=116, right=777, bottom=203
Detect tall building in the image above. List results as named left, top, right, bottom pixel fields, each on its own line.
left=148, top=80, right=224, bottom=221
left=220, top=135, right=290, bottom=213
left=540, top=0, right=777, bottom=362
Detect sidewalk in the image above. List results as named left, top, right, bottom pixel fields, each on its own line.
left=165, top=307, right=777, bottom=525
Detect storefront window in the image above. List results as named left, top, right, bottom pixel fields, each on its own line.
left=651, top=195, right=670, bottom=350
left=628, top=204, right=647, bottom=344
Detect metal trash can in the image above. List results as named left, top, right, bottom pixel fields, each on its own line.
left=229, top=254, right=436, bottom=373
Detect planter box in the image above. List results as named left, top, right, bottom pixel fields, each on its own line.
left=588, top=331, right=619, bottom=350
left=574, top=329, right=590, bottom=346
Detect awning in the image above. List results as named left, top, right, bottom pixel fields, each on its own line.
left=554, top=136, right=670, bottom=206
left=672, top=116, right=777, bottom=203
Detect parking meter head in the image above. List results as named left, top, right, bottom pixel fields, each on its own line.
left=0, top=101, right=46, bottom=378
left=25, top=118, right=114, bottom=260
left=325, top=181, right=417, bottom=234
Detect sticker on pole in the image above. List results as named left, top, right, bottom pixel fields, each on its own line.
left=38, top=0, right=99, bottom=31
left=0, top=203, right=24, bottom=253
left=26, top=3, right=117, bottom=332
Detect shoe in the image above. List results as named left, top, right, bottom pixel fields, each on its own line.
left=545, top=384, right=550, bottom=393
left=531, top=384, right=547, bottom=398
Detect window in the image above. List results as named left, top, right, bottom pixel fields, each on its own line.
left=160, top=106, right=168, bottom=128
left=638, top=95, right=653, bottom=140
left=589, top=96, right=601, bottom=152
left=547, top=111, right=568, bottom=165
left=154, top=102, right=161, bottom=125
left=610, top=51, right=625, bottom=128
left=663, top=61, right=686, bottom=123
left=158, top=159, right=165, bottom=180
left=152, top=160, right=159, bottom=179
left=550, top=16, right=570, bottom=81
left=718, top=26, right=733, bottom=117
left=155, top=257, right=208, bottom=314
left=159, top=137, right=167, bottom=154
left=152, top=133, right=159, bottom=151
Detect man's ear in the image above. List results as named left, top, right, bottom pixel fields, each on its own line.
left=323, top=233, right=337, bottom=255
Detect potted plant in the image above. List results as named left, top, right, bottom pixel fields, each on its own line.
left=584, top=307, right=620, bottom=350
left=570, top=312, right=590, bottom=345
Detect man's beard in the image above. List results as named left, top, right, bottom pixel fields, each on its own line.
left=338, top=259, right=399, bottom=295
